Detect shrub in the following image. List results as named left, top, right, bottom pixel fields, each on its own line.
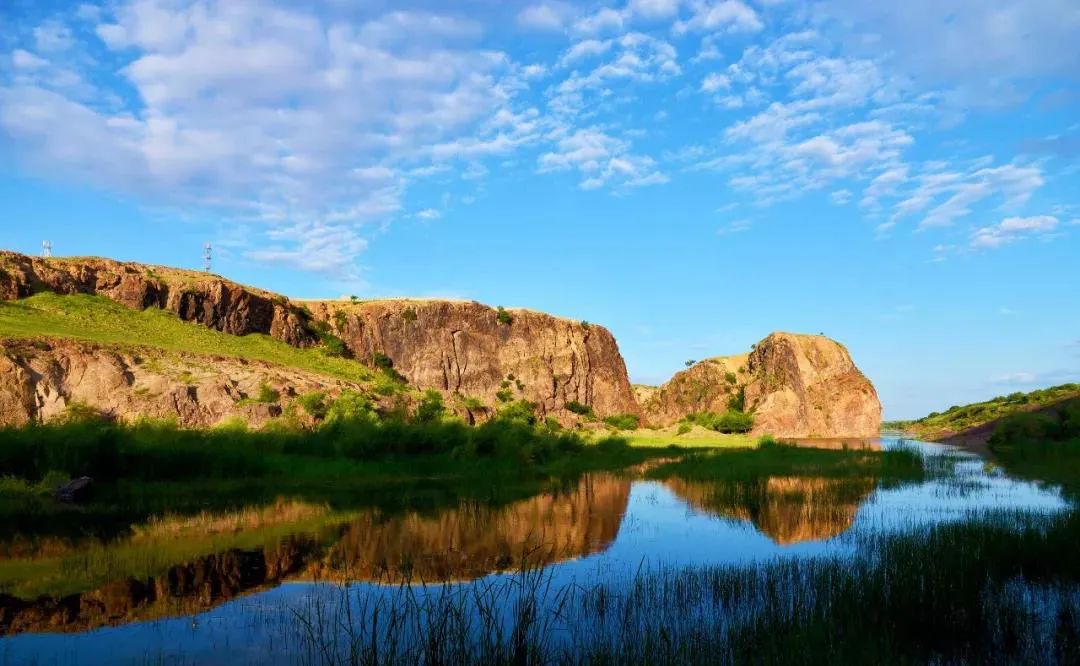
left=725, top=372, right=737, bottom=385
left=402, top=307, right=418, bottom=323
left=727, top=387, right=746, bottom=412
left=603, top=413, right=640, bottom=431
left=685, top=360, right=696, bottom=368
left=714, top=409, right=754, bottom=433
left=496, top=306, right=514, bottom=325
left=255, top=382, right=280, bottom=404
left=324, top=390, right=377, bottom=424
left=332, top=310, right=348, bottom=330
left=565, top=401, right=594, bottom=417
left=495, top=399, right=537, bottom=425
left=296, top=391, right=328, bottom=420
left=413, top=389, right=446, bottom=423
left=676, top=423, right=692, bottom=436
left=58, top=401, right=107, bottom=424
left=371, top=351, right=395, bottom=370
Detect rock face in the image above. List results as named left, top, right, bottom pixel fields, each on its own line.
left=0, top=338, right=364, bottom=428
left=304, top=300, right=639, bottom=420
left=0, top=251, right=315, bottom=346
left=0, top=252, right=639, bottom=422
left=641, top=333, right=881, bottom=438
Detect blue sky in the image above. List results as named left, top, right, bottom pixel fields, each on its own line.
left=1, top=0, right=1078, bottom=419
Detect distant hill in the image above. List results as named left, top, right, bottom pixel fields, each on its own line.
left=885, top=384, right=1080, bottom=446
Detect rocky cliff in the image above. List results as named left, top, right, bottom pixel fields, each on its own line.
left=641, top=332, right=881, bottom=438
left=0, top=338, right=365, bottom=428
left=303, top=299, right=639, bottom=421
left=0, top=251, right=315, bottom=346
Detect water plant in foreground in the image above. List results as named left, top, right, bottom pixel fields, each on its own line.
left=284, top=509, right=1080, bottom=665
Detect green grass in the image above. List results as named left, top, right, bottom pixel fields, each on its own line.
left=0, top=292, right=374, bottom=382
left=648, top=439, right=926, bottom=483
left=620, top=425, right=758, bottom=449
left=888, top=383, right=1080, bottom=439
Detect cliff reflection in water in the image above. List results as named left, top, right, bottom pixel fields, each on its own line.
left=665, top=474, right=877, bottom=545
left=0, top=474, right=631, bottom=635
left=310, top=474, right=630, bottom=583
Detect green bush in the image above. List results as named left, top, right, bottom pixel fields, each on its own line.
left=496, top=306, right=514, bottom=325
left=413, top=389, right=446, bottom=423
left=727, top=387, right=746, bottom=412
left=677, top=423, right=692, bottom=436
left=495, top=399, right=537, bottom=425
left=565, top=401, right=594, bottom=417
left=713, top=409, right=754, bottom=433
left=255, top=382, right=280, bottom=404
left=371, top=351, right=395, bottom=371
left=296, top=391, right=328, bottom=420
left=402, top=307, right=418, bottom=323
left=603, top=413, right=640, bottom=430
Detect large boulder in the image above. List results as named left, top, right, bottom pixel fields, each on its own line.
left=640, top=332, right=881, bottom=438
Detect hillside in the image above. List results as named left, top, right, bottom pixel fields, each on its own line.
left=0, top=252, right=637, bottom=426
left=0, top=294, right=394, bottom=427
left=887, top=383, right=1080, bottom=445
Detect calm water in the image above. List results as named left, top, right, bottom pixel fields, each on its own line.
left=0, top=438, right=1069, bottom=665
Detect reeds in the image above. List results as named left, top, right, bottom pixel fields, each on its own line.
left=284, top=509, right=1080, bottom=665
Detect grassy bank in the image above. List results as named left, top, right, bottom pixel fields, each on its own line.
left=886, top=383, right=1080, bottom=440
left=0, top=292, right=373, bottom=382
left=988, top=397, right=1080, bottom=496
left=617, top=425, right=757, bottom=448
left=648, top=438, right=925, bottom=483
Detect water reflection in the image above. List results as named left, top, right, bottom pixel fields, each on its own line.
left=308, top=474, right=629, bottom=584
left=665, top=475, right=876, bottom=544
left=0, top=476, right=631, bottom=635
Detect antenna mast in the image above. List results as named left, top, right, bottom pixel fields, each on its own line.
left=203, top=243, right=212, bottom=272
left=42, top=241, right=52, bottom=258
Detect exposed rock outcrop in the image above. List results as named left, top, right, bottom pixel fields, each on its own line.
left=0, top=251, right=315, bottom=346
left=641, top=333, right=881, bottom=438
left=0, top=252, right=639, bottom=422
left=303, top=300, right=639, bottom=420
left=0, top=338, right=365, bottom=428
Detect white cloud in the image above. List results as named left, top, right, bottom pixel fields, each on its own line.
left=537, top=127, right=667, bottom=190
left=573, top=8, right=626, bottom=35
left=416, top=208, right=441, bottom=220
left=11, top=50, right=48, bottom=70
left=517, top=2, right=575, bottom=31
left=34, top=21, right=74, bottom=53
left=886, top=163, right=1045, bottom=230
left=971, top=215, right=1059, bottom=248
left=628, top=0, right=681, bottom=19
left=701, top=72, right=730, bottom=93
left=551, top=33, right=680, bottom=115
left=674, top=0, right=763, bottom=34
left=861, top=166, right=908, bottom=208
